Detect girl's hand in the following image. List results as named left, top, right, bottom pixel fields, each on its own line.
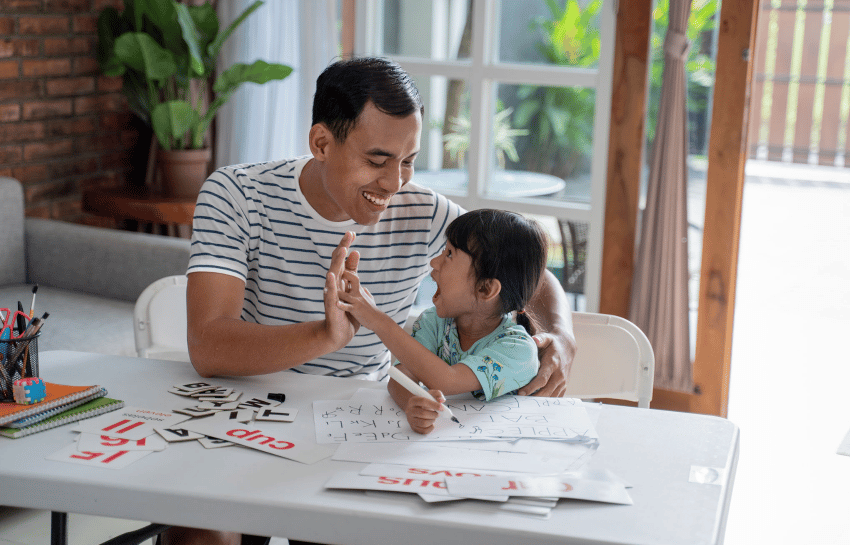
left=336, top=269, right=382, bottom=330
left=404, top=389, right=445, bottom=435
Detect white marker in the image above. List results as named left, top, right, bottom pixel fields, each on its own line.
left=387, top=365, right=460, bottom=424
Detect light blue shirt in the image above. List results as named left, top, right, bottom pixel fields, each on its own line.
left=408, top=307, right=539, bottom=400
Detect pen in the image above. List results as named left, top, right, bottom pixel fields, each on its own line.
left=28, top=285, right=37, bottom=320
left=387, top=365, right=460, bottom=424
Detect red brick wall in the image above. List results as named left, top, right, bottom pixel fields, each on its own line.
left=0, top=0, right=143, bottom=225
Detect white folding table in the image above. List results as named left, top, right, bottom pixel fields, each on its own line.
left=0, top=351, right=739, bottom=545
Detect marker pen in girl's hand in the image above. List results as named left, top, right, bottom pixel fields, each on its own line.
left=388, top=365, right=460, bottom=424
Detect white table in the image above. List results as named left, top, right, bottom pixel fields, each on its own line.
left=0, top=352, right=739, bottom=545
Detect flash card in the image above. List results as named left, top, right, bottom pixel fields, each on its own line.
left=155, top=426, right=205, bottom=442
left=181, top=414, right=334, bottom=464
left=255, top=408, right=298, bottom=422
left=173, top=407, right=218, bottom=418
left=222, top=409, right=255, bottom=423
left=168, top=387, right=201, bottom=397
left=190, top=387, right=233, bottom=398
left=236, top=397, right=280, bottom=411
left=76, top=407, right=189, bottom=441
left=197, top=400, right=241, bottom=410
left=173, top=382, right=217, bottom=393
left=77, top=432, right=168, bottom=452
left=47, top=443, right=154, bottom=469
left=198, top=436, right=233, bottom=449
left=198, top=391, right=242, bottom=403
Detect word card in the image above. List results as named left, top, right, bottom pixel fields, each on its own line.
left=154, top=426, right=204, bottom=442
left=47, top=443, right=154, bottom=470
left=76, top=407, right=189, bottom=440
left=77, top=432, right=167, bottom=452
left=181, top=413, right=334, bottom=464
left=444, top=474, right=633, bottom=505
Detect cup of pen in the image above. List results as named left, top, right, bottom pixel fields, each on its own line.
left=0, top=319, right=44, bottom=403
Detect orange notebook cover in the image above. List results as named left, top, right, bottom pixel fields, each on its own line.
left=0, top=383, right=103, bottom=426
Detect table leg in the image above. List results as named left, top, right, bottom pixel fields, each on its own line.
left=50, top=511, right=67, bottom=545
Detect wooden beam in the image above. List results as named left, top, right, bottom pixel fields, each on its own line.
left=599, top=0, right=652, bottom=319
left=342, top=0, right=356, bottom=59
left=691, top=0, right=760, bottom=417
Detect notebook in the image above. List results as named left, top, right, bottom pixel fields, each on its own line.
left=5, top=388, right=108, bottom=428
left=0, top=397, right=124, bottom=439
left=0, top=383, right=104, bottom=426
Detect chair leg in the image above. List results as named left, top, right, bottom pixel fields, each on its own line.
left=50, top=512, right=67, bottom=545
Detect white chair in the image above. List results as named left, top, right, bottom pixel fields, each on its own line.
left=564, top=312, right=654, bottom=408
left=134, top=275, right=190, bottom=362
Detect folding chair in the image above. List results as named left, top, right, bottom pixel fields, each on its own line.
left=564, top=312, right=655, bottom=408
left=134, top=275, right=190, bottom=362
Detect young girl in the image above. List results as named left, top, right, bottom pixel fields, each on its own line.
left=336, top=209, right=549, bottom=434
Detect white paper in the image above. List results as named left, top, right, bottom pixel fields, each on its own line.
left=445, top=474, right=633, bottom=505
left=332, top=442, right=566, bottom=473
left=314, top=391, right=597, bottom=444
left=47, top=442, right=154, bottom=469
left=77, top=432, right=167, bottom=452
left=837, top=427, right=850, bottom=456
left=75, top=407, right=189, bottom=440
left=181, top=413, right=334, bottom=464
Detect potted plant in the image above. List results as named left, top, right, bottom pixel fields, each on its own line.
left=97, top=0, right=292, bottom=197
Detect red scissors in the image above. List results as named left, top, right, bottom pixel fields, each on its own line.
left=0, top=308, right=29, bottom=340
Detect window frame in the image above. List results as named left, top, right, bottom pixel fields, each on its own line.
left=354, top=0, right=616, bottom=312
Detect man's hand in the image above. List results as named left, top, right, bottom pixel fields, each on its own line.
left=517, top=332, right=577, bottom=397
left=323, top=232, right=360, bottom=349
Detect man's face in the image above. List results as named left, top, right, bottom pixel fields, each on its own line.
left=308, top=101, right=422, bottom=225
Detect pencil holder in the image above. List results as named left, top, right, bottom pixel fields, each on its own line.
left=0, top=332, right=40, bottom=402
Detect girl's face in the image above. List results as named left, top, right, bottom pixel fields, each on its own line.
left=429, top=242, right=479, bottom=319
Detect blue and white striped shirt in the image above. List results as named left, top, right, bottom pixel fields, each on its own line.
left=188, top=156, right=463, bottom=380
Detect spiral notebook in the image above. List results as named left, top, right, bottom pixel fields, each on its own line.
left=0, top=383, right=104, bottom=426
left=0, top=396, right=124, bottom=439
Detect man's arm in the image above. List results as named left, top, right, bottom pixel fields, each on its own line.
left=187, top=233, right=360, bottom=377
left=518, top=269, right=577, bottom=397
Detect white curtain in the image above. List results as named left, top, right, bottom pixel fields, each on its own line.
left=215, top=0, right=339, bottom=168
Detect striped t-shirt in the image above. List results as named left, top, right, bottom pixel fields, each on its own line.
left=188, top=156, right=463, bottom=380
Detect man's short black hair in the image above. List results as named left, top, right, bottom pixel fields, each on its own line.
left=312, top=57, right=424, bottom=142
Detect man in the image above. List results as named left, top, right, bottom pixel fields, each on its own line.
left=168, top=57, right=576, bottom=545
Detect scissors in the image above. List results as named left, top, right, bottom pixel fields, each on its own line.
left=0, top=308, right=29, bottom=340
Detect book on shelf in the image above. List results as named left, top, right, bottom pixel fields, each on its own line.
left=0, top=396, right=124, bottom=439
left=0, top=383, right=105, bottom=426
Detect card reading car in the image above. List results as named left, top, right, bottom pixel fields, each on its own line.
left=76, top=407, right=189, bottom=440
left=47, top=443, right=154, bottom=469
left=181, top=413, right=334, bottom=464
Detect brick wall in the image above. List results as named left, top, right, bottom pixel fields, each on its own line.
left=0, top=0, right=145, bottom=225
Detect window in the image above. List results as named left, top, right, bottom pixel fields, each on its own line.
left=355, top=0, right=615, bottom=311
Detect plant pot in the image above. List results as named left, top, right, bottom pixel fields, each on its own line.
left=158, top=148, right=212, bottom=198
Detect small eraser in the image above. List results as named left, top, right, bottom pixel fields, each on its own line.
left=13, top=377, right=46, bottom=404
left=267, top=393, right=285, bottom=403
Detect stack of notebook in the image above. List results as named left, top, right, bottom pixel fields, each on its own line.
left=0, top=383, right=123, bottom=438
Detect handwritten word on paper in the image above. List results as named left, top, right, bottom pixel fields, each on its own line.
left=313, top=389, right=597, bottom=444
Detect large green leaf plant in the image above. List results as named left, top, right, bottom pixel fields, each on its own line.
left=513, top=0, right=601, bottom=179
left=97, top=0, right=292, bottom=151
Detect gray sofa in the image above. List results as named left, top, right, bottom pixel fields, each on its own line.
left=0, top=177, right=191, bottom=358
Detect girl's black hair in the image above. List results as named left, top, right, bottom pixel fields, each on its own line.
left=312, top=56, right=424, bottom=142
left=445, top=209, right=548, bottom=334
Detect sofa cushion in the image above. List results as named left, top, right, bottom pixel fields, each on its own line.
left=0, top=178, right=25, bottom=286
left=0, top=284, right=136, bottom=358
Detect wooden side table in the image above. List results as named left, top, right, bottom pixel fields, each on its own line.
left=82, top=187, right=196, bottom=238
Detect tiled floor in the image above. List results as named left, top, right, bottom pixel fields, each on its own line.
left=723, top=174, right=850, bottom=544
left=2, top=169, right=848, bottom=545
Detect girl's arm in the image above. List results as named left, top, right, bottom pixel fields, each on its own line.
left=336, top=271, right=479, bottom=395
